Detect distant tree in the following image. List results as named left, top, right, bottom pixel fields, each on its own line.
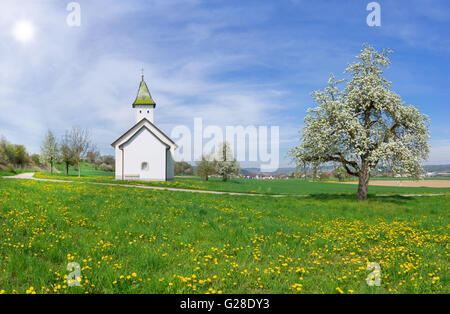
left=30, top=154, right=42, bottom=167
left=294, top=171, right=303, bottom=179
left=1, top=138, right=30, bottom=169
left=0, top=137, right=10, bottom=165
left=13, top=145, right=28, bottom=168
left=0, top=137, right=15, bottom=165
left=60, top=131, right=74, bottom=175
left=318, top=172, right=331, bottom=181
left=6, top=163, right=14, bottom=173
left=185, top=166, right=194, bottom=175
left=290, top=45, right=430, bottom=200
left=216, top=142, right=240, bottom=182
left=40, top=130, right=60, bottom=174
left=175, top=161, right=194, bottom=175
left=98, top=155, right=115, bottom=170
left=67, top=127, right=92, bottom=178
left=196, top=155, right=216, bottom=181
left=332, top=166, right=350, bottom=181
left=86, top=149, right=100, bottom=164
left=99, top=163, right=113, bottom=172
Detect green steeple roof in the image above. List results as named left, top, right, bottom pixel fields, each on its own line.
left=132, top=76, right=156, bottom=107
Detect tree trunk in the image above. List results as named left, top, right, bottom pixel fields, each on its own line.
left=65, top=162, right=69, bottom=176
left=50, top=157, right=53, bottom=174
left=78, top=162, right=81, bottom=178
left=205, top=176, right=208, bottom=181
left=357, top=166, right=370, bottom=200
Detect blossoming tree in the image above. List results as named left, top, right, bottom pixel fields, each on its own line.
left=216, top=142, right=240, bottom=182
left=290, top=45, right=430, bottom=200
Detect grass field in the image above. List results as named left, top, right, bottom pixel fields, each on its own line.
left=53, top=162, right=114, bottom=177
left=34, top=172, right=450, bottom=196
left=0, top=177, right=448, bottom=294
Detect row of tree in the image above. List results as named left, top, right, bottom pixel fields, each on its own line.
left=294, top=164, right=352, bottom=181
left=0, top=137, right=41, bottom=170
left=174, top=161, right=194, bottom=175
left=196, top=142, right=240, bottom=181
left=40, top=127, right=114, bottom=177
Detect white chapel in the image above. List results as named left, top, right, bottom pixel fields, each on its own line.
left=111, top=74, right=177, bottom=181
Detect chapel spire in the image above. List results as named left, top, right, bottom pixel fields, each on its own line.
left=132, top=72, right=156, bottom=108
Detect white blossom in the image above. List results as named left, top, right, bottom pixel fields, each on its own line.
left=290, top=45, right=430, bottom=199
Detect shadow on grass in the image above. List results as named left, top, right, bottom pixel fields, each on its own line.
left=306, top=193, right=415, bottom=205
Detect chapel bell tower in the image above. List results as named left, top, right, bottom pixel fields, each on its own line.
left=132, top=72, right=156, bottom=123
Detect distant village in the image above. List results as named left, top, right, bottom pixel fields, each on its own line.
left=239, top=168, right=450, bottom=180
left=174, top=162, right=450, bottom=180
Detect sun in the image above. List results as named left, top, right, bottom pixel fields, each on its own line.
left=12, top=20, right=35, bottom=43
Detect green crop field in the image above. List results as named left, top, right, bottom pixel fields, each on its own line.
left=0, top=177, right=448, bottom=294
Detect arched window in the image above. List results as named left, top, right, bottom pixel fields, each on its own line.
left=141, top=162, right=149, bottom=171
left=147, top=110, right=149, bottom=113
left=139, top=110, right=142, bottom=113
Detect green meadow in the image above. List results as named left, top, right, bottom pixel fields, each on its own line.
left=0, top=176, right=448, bottom=294
left=53, top=162, right=115, bottom=177
left=34, top=172, right=450, bottom=196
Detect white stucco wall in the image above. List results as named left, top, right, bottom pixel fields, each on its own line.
left=122, top=127, right=167, bottom=180
left=135, top=105, right=154, bottom=123
left=113, top=120, right=177, bottom=181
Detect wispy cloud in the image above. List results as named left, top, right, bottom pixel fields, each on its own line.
left=428, top=139, right=450, bottom=164
left=0, top=0, right=449, bottom=167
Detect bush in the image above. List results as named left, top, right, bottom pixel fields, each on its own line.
left=99, top=163, right=113, bottom=172
left=6, top=164, right=15, bottom=173
left=196, top=156, right=216, bottom=181
left=332, top=166, right=351, bottom=181
left=31, top=154, right=42, bottom=167
left=0, top=138, right=15, bottom=165
left=318, top=172, right=331, bottom=180
left=175, top=161, right=194, bottom=175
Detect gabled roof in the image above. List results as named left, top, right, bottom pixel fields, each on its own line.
left=111, top=118, right=177, bottom=149
left=132, top=77, right=156, bottom=107
left=118, top=125, right=169, bottom=149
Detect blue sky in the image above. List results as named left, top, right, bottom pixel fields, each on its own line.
left=0, top=0, right=449, bottom=167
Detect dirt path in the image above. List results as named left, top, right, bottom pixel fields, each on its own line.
left=3, top=173, right=447, bottom=198
left=6, top=172, right=36, bottom=179
left=4, top=173, right=296, bottom=197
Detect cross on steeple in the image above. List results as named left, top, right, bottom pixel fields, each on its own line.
left=141, top=67, right=144, bottom=80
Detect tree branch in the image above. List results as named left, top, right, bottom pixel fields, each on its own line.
left=325, top=153, right=360, bottom=176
